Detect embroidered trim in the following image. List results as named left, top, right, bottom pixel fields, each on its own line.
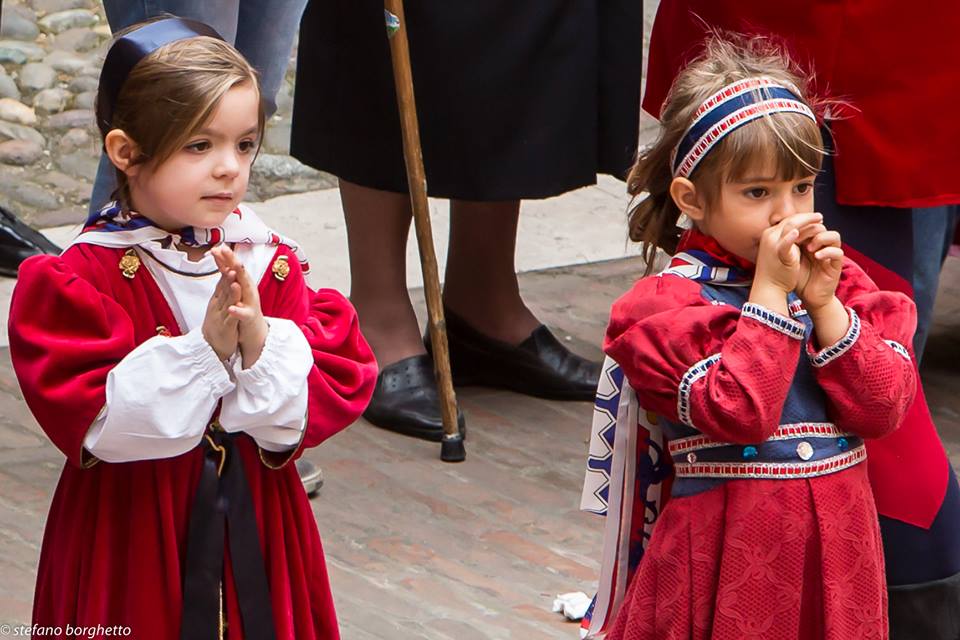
left=788, top=299, right=808, bottom=318
left=668, top=422, right=853, bottom=456
left=677, top=354, right=722, bottom=427
left=884, top=340, right=911, bottom=361
left=673, top=444, right=866, bottom=479
left=675, top=98, right=816, bottom=178
left=741, top=302, right=806, bottom=340
left=810, top=308, right=861, bottom=367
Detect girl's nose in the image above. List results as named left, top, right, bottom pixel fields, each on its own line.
left=214, top=152, right=241, bottom=178
left=770, top=197, right=797, bottom=224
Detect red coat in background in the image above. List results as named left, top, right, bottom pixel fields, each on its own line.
left=643, top=0, right=960, bottom=208
left=8, top=243, right=377, bottom=640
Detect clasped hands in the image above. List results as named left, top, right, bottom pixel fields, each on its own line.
left=751, top=212, right=850, bottom=346
left=202, top=245, right=269, bottom=369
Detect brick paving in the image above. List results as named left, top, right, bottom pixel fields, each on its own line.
left=0, top=254, right=957, bottom=638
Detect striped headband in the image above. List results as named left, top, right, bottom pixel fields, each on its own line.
left=671, top=77, right=816, bottom=178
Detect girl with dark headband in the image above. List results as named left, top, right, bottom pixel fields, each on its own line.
left=588, top=37, right=916, bottom=639
left=8, top=18, right=376, bottom=640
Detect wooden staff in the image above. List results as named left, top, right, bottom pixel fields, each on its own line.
left=383, top=0, right=465, bottom=462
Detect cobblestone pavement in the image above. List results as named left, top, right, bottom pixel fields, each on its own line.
left=0, top=0, right=334, bottom=230
left=0, top=255, right=957, bottom=638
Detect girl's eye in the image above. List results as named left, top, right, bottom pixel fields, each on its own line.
left=795, top=182, right=814, bottom=194
left=745, top=188, right=767, bottom=199
left=186, top=141, right=210, bottom=152
left=238, top=139, right=257, bottom=153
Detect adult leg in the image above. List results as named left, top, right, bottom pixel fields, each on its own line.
left=236, top=0, right=309, bottom=115
left=912, top=205, right=960, bottom=360
left=443, top=200, right=539, bottom=344
left=437, top=199, right=601, bottom=400
left=341, top=179, right=465, bottom=441
left=340, top=180, right=424, bottom=366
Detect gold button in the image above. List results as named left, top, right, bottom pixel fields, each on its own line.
left=118, top=249, right=140, bottom=279
left=272, top=255, right=290, bottom=281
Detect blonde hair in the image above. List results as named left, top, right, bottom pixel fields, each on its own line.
left=628, top=35, right=826, bottom=273
left=99, top=29, right=264, bottom=209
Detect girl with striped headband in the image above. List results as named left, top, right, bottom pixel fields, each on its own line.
left=592, top=36, right=917, bottom=638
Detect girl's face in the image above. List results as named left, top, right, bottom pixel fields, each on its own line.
left=701, top=159, right=816, bottom=263
left=127, top=83, right=260, bottom=232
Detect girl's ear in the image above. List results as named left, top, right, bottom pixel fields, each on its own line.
left=669, top=177, right=707, bottom=222
left=104, top=130, right=143, bottom=177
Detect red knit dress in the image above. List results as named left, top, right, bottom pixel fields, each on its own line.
left=602, top=233, right=917, bottom=639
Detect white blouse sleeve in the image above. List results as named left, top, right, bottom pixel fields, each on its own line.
left=218, top=317, right=312, bottom=452
left=83, top=327, right=236, bottom=463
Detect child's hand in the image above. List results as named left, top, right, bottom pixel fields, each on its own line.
left=754, top=212, right=824, bottom=293
left=211, top=245, right=268, bottom=369
left=202, top=265, right=240, bottom=361
left=796, top=227, right=844, bottom=313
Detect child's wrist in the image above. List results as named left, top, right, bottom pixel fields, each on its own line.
left=748, top=281, right=790, bottom=316
left=805, top=295, right=842, bottom=320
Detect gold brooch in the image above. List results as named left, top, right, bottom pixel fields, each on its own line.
left=155, top=325, right=172, bottom=337
left=119, top=249, right=140, bottom=279
left=272, top=255, right=290, bottom=281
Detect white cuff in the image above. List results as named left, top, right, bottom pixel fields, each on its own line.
left=219, top=317, right=311, bottom=449
left=808, top=307, right=861, bottom=367
left=677, top=353, right=722, bottom=427
left=83, top=327, right=235, bottom=462
left=741, top=302, right=806, bottom=340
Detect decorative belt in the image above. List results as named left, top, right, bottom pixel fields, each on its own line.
left=180, top=422, right=277, bottom=640
left=669, top=422, right=866, bottom=480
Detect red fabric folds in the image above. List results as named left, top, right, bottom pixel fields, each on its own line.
left=8, top=243, right=376, bottom=640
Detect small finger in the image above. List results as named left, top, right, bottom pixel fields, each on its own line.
left=814, top=246, right=844, bottom=261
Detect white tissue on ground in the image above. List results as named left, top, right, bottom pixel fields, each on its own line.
left=552, top=591, right=592, bottom=621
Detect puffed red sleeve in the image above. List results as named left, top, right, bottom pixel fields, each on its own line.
left=8, top=253, right=136, bottom=468
left=257, top=247, right=377, bottom=466
left=604, top=275, right=805, bottom=444
left=806, top=258, right=917, bottom=438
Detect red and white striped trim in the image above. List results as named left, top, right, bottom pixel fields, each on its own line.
left=674, top=444, right=866, bottom=479
left=675, top=98, right=816, bottom=178
left=668, top=422, right=852, bottom=456
left=688, top=77, right=795, bottom=128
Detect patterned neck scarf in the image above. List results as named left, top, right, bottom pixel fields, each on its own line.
left=660, top=228, right=755, bottom=286
left=73, top=201, right=310, bottom=273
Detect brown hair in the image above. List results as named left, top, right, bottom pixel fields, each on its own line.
left=627, top=35, right=827, bottom=273
left=99, top=26, right=264, bottom=209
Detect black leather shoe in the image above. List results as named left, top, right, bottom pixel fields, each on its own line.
left=362, top=354, right=466, bottom=442
left=427, top=309, right=602, bottom=401
left=0, top=204, right=61, bottom=278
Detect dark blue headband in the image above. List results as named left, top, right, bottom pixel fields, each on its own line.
left=96, top=17, right=223, bottom=137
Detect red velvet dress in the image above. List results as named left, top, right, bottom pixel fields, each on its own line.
left=601, top=237, right=917, bottom=639
left=8, top=243, right=377, bottom=640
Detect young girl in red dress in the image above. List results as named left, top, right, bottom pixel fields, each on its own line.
left=8, top=19, right=376, bottom=640
left=600, top=37, right=917, bottom=639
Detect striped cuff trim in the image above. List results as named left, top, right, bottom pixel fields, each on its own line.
left=810, top=308, right=861, bottom=367
left=678, top=353, right=722, bottom=427
left=741, top=302, right=806, bottom=340
left=884, top=340, right=911, bottom=361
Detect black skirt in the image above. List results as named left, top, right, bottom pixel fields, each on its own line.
left=290, top=0, right=643, bottom=201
